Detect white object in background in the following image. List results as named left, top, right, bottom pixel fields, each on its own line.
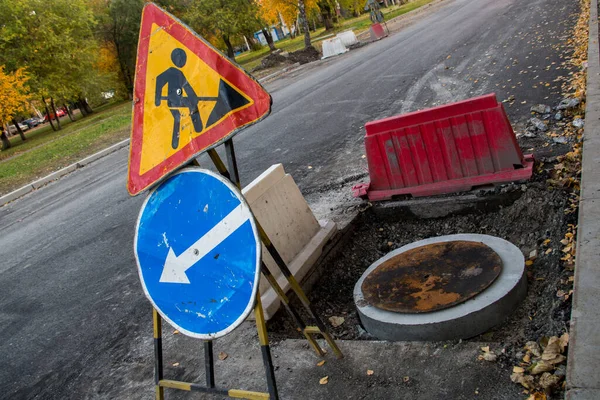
left=321, top=37, right=348, bottom=59
left=336, top=30, right=358, bottom=47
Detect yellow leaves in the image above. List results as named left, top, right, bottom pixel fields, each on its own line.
left=316, top=360, right=325, bottom=367
left=513, top=366, right=525, bottom=373
left=0, top=66, right=31, bottom=124
left=319, top=376, right=329, bottom=385
left=366, top=369, right=374, bottom=376
left=218, top=351, right=228, bottom=360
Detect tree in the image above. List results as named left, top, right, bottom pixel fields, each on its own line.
left=183, top=0, right=261, bottom=60
left=92, top=0, right=144, bottom=96
left=258, top=0, right=317, bottom=49
left=0, top=0, right=109, bottom=129
left=0, top=66, right=30, bottom=149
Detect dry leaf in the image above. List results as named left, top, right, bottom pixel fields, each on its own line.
left=526, top=260, right=534, bottom=266
left=523, top=353, right=531, bottom=363
left=511, top=372, right=535, bottom=389
left=530, top=361, right=554, bottom=375
left=218, top=351, right=228, bottom=361
left=527, top=392, right=547, bottom=400
left=525, top=342, right=542, bottom=357
left=481, top=346, right=490, bottom=353
left=542, top=239, right=551, bottom=246
left=513, top=366, right=525, bottom=373
left=538, top=372, right=561, bottom=392
left=545, top=248, right=553, bottom=255
left=319, top=376, right=329, bottom=385
left=480, top=352, right=497, bottom=362
left=173, top=330, right=180, bottom=334
left=367, top=370, right=374, bottom=376
left=329, top=316, right=345, bottom=327
left=172, top=362, right=180, bottom=367
left=403, top=376, right=410, bottom=383
left=559, top=333, right=569, bottom=351
left=316, top=360, right=325, bottom=367
left=541, top=338, right=561, bottom=360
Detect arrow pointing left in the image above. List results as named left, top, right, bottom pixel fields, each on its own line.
left=160, top=202, right=250, bottom=284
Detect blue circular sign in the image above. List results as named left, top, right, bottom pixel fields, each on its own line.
left=134, top=168, right=261, bottom=339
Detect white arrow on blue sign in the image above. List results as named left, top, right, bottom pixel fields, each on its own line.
left=134, top=168, right=261, bottom=339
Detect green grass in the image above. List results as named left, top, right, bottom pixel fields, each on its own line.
left=0, top=101, right=132, bottom=195
left=236, top=0, right=435, bottom=70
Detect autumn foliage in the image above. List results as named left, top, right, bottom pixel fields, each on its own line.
left=0, top=66, right=30, bottom=127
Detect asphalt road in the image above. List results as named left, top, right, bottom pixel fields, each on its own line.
left=0, top=0, right=577, bottom=398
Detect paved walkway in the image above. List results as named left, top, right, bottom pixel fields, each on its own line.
left=566, top=0, right=600, bottom=397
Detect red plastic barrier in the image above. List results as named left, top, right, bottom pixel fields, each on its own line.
left=353, top=94, right=534, bottom=201
left=369, top=23, right=388, bottom=40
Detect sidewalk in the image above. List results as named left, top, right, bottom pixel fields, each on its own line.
left=566, top=0, right=600, bottom=397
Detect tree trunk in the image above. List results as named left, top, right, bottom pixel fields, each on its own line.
left=318, top=0, right=335, bottom=30
left=50, top=97, right=61, bottom=130
left=12, top=119, right=26, bottom=141
left=64, top=103, right=75, bottom=122
left=42, top=96, right=57, bottom=131
left=80, top=97, right=93, bottom=114
left=261, top=28, right=276, bottom=51
left=222, top=35, right=235, bottom=60
left=77, top=101, right=88, bottom=117
left=298, top=0, right=311, bottom=48
left=0, top=130, right=11, bottom=150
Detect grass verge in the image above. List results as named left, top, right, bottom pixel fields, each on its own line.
left=0, top=101, right=132, bottom=195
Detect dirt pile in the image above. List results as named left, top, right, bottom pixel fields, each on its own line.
left=258, top=52, right=291, bottom=69
left=288, top=46, right=321, bottom=64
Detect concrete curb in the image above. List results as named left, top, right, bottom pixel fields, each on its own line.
left=566, top=0, right=600, bottom=397
left=0, top=138, right=130, bottom=207
left=257, top=63, right=300, bottom=83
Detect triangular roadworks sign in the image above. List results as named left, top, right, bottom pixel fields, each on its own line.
left=127, top=3, right=272, bottom=195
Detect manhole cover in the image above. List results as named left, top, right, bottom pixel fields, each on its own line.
left=361, top=241, right=502, bottom=313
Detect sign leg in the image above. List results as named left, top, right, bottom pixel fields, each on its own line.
left=153, top=308, right=165, bottom=400
left=204, top=340, right=215, bottom=388
left=257, top=224, right=343, bottom=359
left=224, top=139, right=240, bottom=188
left=254, top=290, right=279, bottom=400
left=260, top=263, right=325, bottom=357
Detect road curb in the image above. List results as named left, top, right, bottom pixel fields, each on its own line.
left=0, top=138, right=130, bottom=207
left=566, top=0, right=600, bottom=397
left=258, top=63, right=301, bottom=83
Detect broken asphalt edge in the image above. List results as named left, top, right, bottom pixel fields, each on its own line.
left=0, top=138, right=130, bottom=207
left=565, top=0, right=600, bottom=398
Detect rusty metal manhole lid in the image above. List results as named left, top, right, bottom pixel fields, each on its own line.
left=361, top=241, right=503, bottom=313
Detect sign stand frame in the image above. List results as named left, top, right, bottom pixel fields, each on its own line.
left=150, top=138, right=343, bottom=400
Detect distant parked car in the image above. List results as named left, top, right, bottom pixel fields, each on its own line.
left=44, top=109, right=66, bottom=121
left=23, top=117, right=42, bottom=129
left=7, top=122, right=29, bottom=135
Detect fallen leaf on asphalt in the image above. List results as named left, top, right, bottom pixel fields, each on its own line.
left=513, top=366, right=525, bottom=373
left=173, top=330, right=180, bottom=334
left=481, top=346, right=490, bottom=352
left=545, top=248, right=553, bottom=255
left=526, top=392, right=547, bottom=400
left=319, top=376, right=329, bottom=385
left=329, top=316, right=345, bottom=327
left=525, top=260, right=534, bottom=266
left=523, top=353, right=531, bottom=363
left=538, top=372, right=561, bottom=392
left=511, top=372, right=535, bottom=389
left=307, top=166, right=313, bottom=169
left=542, top=239, right=551, bottom=246
left=218, top=351, right=228, bottom=360
left=367, top=369, right=374, bottom=376
left=530, top=361, right=554, bottom=375
left=403, top=376, right=410, bottom=383
left=316, top=360, right=325, bottom=367
left=525, top=342, right=542, bottom=357
left=541, top=338, right=560, bottom=360
left=559, top=333, right=569, bottom=351
left=172, top=362, right=180, bottom=367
